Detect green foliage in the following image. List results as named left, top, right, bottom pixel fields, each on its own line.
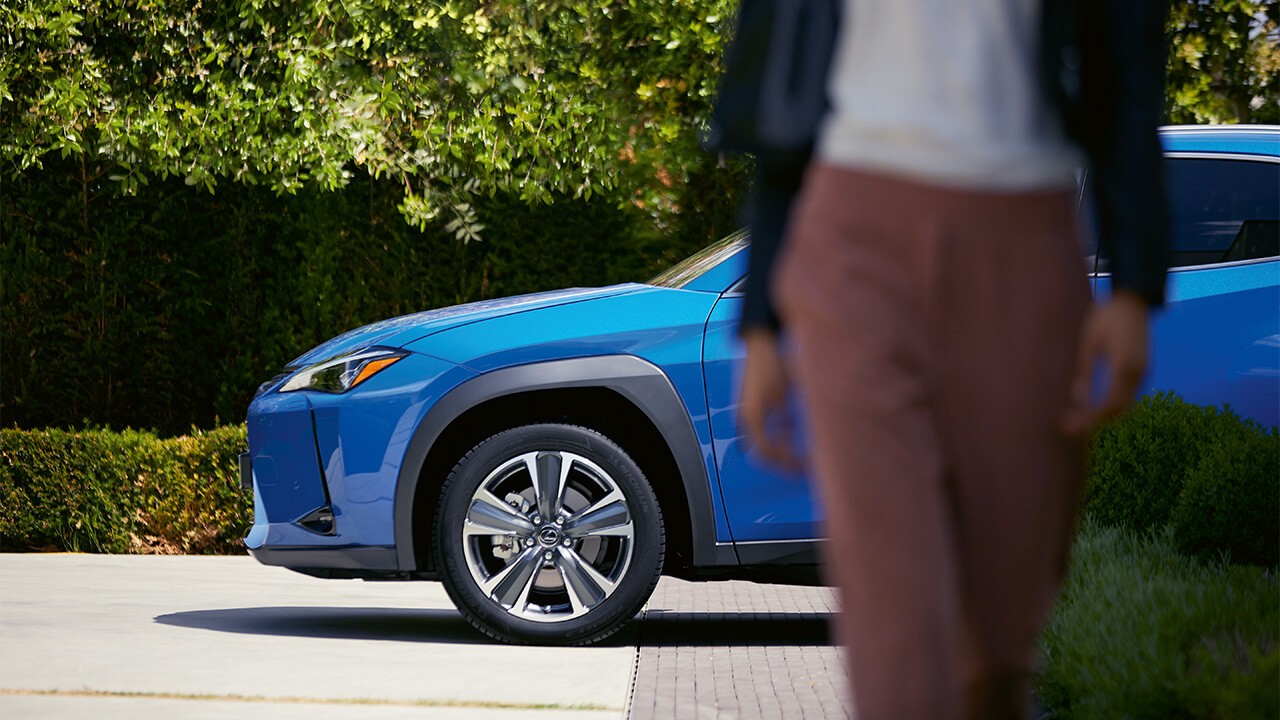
left=1036, top=521, right=1279, bottom=720
left=1054, top=393, right=1280, bottom=714
left=1086, top=393, right=1233, bottom=532
left=1, top=0, right=739, bottom=236
left=2, top=159, right=735, bottom=433
left=1166, top=0, right=1280, bottom=124
left=1, top=0, right=750, bottom=434
left=3, top=0, right=1272, bottom=230
left=1083, top=393, right=1280, bottom=567
left=1170, top=423, right=1280, bottom=567
left=0, top=425, right=250, bottom=554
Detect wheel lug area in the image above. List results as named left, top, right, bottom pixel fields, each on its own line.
left=524, top=537, right=535, bottom=547
left=543, top=550, right=554, bottom=560
left=562, top=537, right=573, bottom=547
left=554, top=516, right=564, bottom=526
left=531, top=515, right=542, bottom=525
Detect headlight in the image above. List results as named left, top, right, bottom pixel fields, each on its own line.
left=278, top=347, right=408, bottom=394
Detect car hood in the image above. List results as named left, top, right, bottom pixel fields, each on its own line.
left=288, top=284, right=649, bottom=368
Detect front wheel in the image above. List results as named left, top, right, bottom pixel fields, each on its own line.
left=434, top=424, right=664, bottom=645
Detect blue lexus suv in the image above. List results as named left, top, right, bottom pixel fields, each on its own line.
left=243, top=125, right=1279, bottom=644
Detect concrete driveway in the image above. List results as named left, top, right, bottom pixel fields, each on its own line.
left=0, top=554, right=844, bottom=719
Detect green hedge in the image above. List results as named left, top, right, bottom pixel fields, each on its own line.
left=2, top=157, right=743, bottom=436
left=1037, top=521, right=1279, bottom=719
left=1086, top=392, right=1279, bottom=567
left=0, top=426, right=249, bottom=554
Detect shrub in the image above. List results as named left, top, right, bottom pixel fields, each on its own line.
left=0, top=427, right=151, bottom=553
left=1085, top=392, right=1242, bottom=534
left=1085, top=393, right=1280, bottom=569
left=1170, top=422, right=1280, bottom=567
left=0, top=426, right=250, bottom=554
left=1037, top=521, right=1279, bottom=719
left=133, top=425, right=252, bottom=554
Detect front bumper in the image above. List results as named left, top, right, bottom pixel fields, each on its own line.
left=242, top=350, right=474, bottom=573
left=246, top=544, right=402, bottom=578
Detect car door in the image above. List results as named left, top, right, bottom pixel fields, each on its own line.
left=702, top=288, right=822, bottom=544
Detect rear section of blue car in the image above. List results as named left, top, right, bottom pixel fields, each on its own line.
left=1090, top=126, right=1279, bottom=427
left=244, top=127, right=1278, bottom=644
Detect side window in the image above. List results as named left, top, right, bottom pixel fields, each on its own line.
left=1079, top=155, right=1280, bottom=271
left=1165, top=157, right=1279, bottom=267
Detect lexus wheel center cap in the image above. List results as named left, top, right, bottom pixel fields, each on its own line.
left=537, top=527, right=561, bottom=546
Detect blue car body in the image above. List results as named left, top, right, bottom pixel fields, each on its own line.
left=245, top=126, right=1278, bottom=641
left=246, top=257, right=789, bottom=573
left=1092, top=127, right=1278, bottom=427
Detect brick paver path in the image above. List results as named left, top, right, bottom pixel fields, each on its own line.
left=627, top=578, right=849, bottom=719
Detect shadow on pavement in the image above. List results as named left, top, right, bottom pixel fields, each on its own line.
left=154, top=607, right=490, bottom=644
left=154, top=607, right=832, bottom=647
left=636, top=611, right=833, bottom=647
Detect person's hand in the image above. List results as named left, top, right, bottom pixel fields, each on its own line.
left=1062, top=290, right=1151, bottom=436
left=738, top=329, right=802, bottom=469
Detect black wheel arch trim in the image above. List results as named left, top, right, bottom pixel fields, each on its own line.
left=393, top=355, right=732, bottom=572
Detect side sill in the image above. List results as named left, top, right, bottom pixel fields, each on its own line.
left=733, top=539, right=824, bottom=566
left=665, top=540, right=826, bottom=585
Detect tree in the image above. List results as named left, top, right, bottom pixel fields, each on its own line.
left=1, top=0, right=737, bottom=239
left=1166, top=0, right=1280, bottom=124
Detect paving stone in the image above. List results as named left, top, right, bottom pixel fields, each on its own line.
left=627, top=578, right=850, bottom=719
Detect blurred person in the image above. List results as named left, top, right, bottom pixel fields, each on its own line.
left=734, top=0, right=1171, bottom=718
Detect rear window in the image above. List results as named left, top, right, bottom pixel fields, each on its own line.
left=1166, top=157, right=1279, bottom=266
left=1082, top=156, right=1280, bottom=271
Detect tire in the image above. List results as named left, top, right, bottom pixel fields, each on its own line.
left=434, top=423, right=665, bottom=645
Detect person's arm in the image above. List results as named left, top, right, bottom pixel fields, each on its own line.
left=737, top=148, right=810, bottom=466
left=739, top=328, right=802, bottom=468
left=1078, top=0, right=1171, bottom=307
left=1062, top=0, right=1171, bottom=434
left=738, top=149, right=811, bottom=335
left=1062, top=289, right=1151, bottom=434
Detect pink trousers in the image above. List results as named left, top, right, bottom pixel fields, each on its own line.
left=774, top=164, right=1091, bottom=720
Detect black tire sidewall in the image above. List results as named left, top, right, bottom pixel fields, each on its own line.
left=434, top=423, right=664, bottom=645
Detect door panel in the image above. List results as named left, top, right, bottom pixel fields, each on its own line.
left=702, top=294, right=822, bottom=542
left=1096, top=260, right=1279, bottom=427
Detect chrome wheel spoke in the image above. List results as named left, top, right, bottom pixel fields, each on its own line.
left=465, top=491, right=534, bottom=536
left=530, top=452, right=570, bottom=520
left=562, top=571, right=588, bottom=617
left=557, top=546, right=612, bottom=608
left=483, top=546, right=543, bottom=609
left=564, top=490, right=631, bottom=538
left=572, top=516, right=633, bottom=538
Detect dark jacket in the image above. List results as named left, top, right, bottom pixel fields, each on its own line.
left=735, top=0, right=1171, bottom=334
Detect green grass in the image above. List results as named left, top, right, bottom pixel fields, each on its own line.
left=1036, top=519, right=1279, bottom=719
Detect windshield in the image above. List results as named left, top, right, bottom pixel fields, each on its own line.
left=647, top=231, right=749, bottom=289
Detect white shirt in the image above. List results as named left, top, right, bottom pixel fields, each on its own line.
left=817, top=0, right=1080, bottom=191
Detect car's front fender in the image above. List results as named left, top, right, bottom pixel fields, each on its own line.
left=392, top=355, right=733, bottom=572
